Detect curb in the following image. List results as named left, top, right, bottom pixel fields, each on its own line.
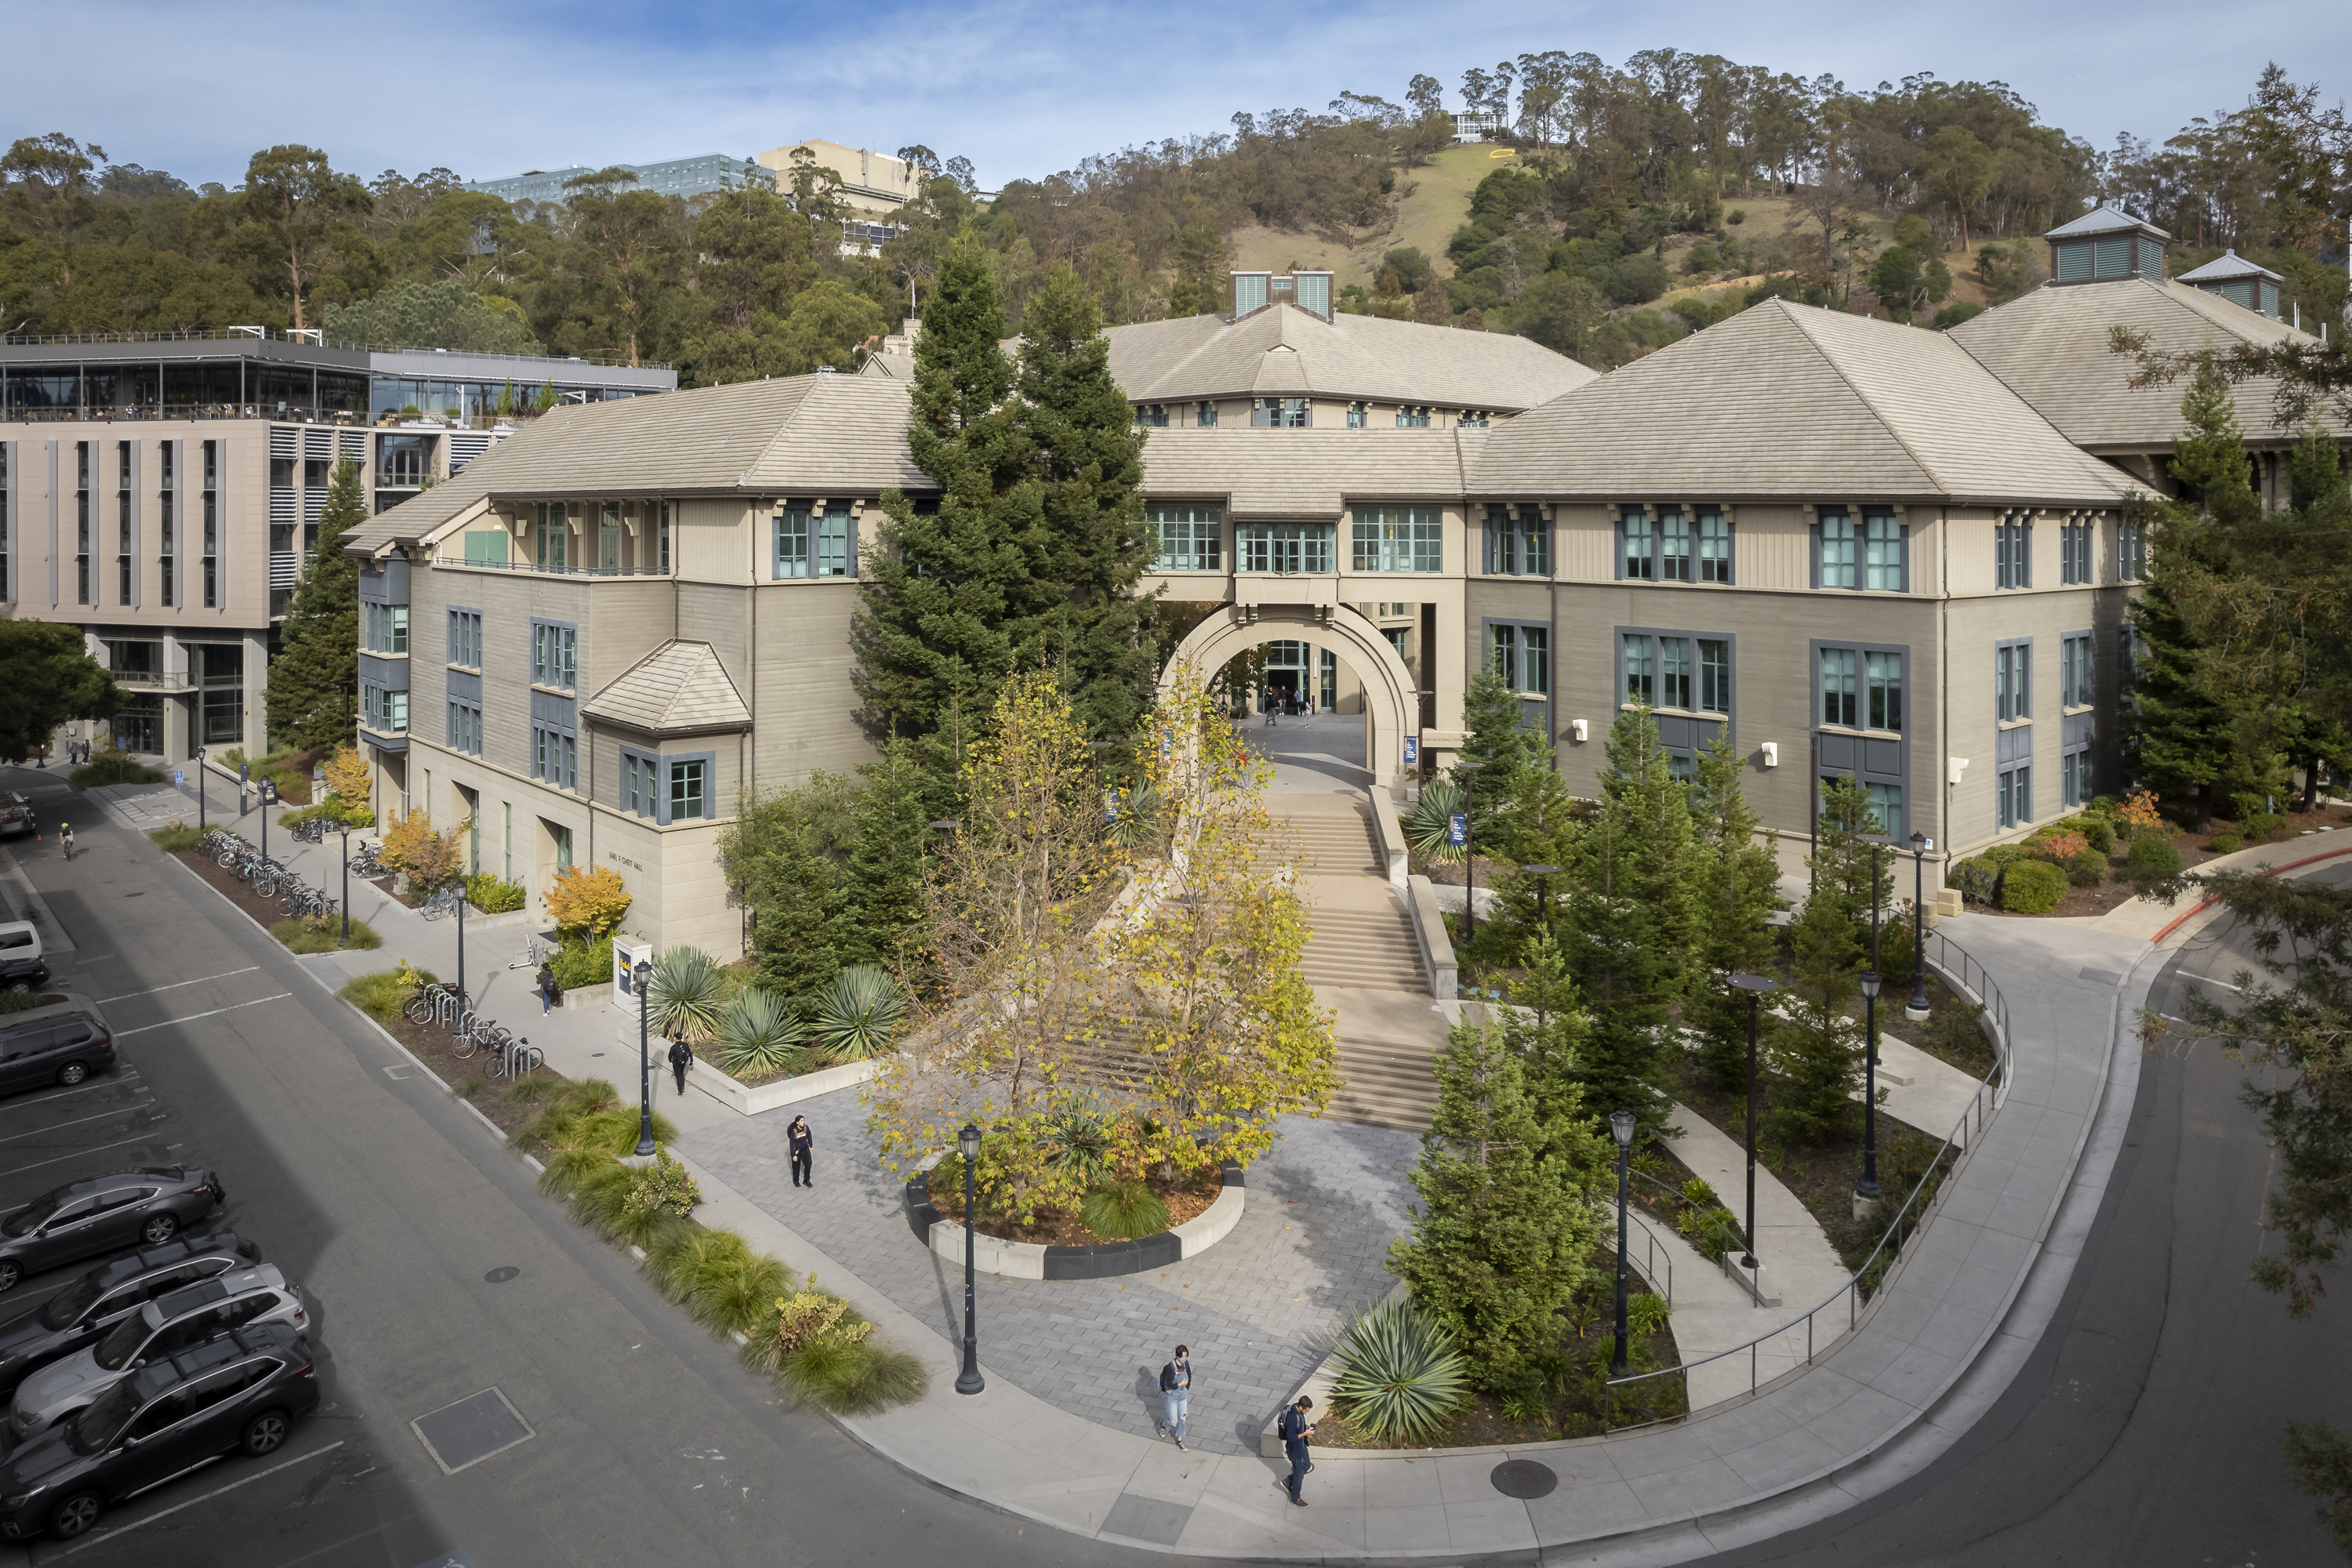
left=2145, top=844, right=2352, bottom=944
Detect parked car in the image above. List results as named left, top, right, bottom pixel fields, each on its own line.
left=0, top=1322, right=318, bottom=1541
left=9, top=1265, right=307, bottom=1440
left=0, top=924, right=47, bottom=993
left=0, top=993, right=109, bottom=1096
left=0, top=1168, right=223, bottom=1293
left=0, top=1233, right=261, bottom=1399
left=0, top=796, right=31, bottom=839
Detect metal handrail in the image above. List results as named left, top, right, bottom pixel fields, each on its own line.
left=1602, top=933, right=2013, bottom=1425
left=1626, top=1169, right=1764, bottom=1307
left=1602, top=1203, right=1676, bottom=1308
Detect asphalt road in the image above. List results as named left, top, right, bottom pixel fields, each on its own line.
left=1722, top=862, right=2352, bottom=1566
left=0, top=765, right=1200, bottom=1568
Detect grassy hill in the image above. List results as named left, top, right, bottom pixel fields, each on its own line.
left=1225, top=144, right=1512, bottom=289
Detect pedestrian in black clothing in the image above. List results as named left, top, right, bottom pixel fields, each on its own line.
left=1276, top=1396, right=1315, bottom=1504
left=537, top=962, right=558, bottom=1014
left=788, top=1116, right=815, bottom=1186
left=668, top=1035, right=692, bottom=1095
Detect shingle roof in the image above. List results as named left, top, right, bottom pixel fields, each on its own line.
left=1948, top=276, right=2342, bottom=446
left=345, top=372, right=927, bottom=554
left=2046, top=205, right=2170, bottom=241
left=1469, top=298, right=2133, bottom=506
left=1105, top=306, right=1597, bottom=412
left=858, top=351, right=915, bottom=379
left=582, top=641, right=752, bottom=736
left=2176, top=248, right=2285, bottom=285
left=1142, top=428, right=1481, bottom=519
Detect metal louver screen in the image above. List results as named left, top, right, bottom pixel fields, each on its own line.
left=2093, top=236, right=2132, bottom=278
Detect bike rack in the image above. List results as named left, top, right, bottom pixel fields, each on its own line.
left=433, top=990, right=461, bottom=1026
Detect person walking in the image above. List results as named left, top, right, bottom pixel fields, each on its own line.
left=667, top=1034, right=692, bottom=1096
left=536, top=961, right=558, bottom=1014
left=1156, top=1345, right=1192, bottom=1450
left=1277, top=1396, right=1315, bottom=1505
left=788, top=1116, right=815, bottom=1187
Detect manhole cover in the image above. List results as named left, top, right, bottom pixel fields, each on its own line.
left=412, top=1388, right=535, bottom=1474
left=484, top=1266, right=520, bottom=1284
left=1490, top=1458, right=1558, bottom=1499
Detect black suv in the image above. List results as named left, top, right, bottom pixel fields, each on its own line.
left=0, top=995, right=111, bottom=1094
left=0, top=1233, right=260, bottom=1399
left=0, top=1169, right=225, bottom=1292
left=0, top=1323, right=318, bottom=1542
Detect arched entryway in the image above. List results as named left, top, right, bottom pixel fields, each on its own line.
left=1160, top=604, right=1419, bottom=795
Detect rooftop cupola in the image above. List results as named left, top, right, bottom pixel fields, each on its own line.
left=2045, top=206, right=2170, bottom=285
left=2175, top=248, right=2285, bottom=319
left=1231, top=270, right=1336, bottom=323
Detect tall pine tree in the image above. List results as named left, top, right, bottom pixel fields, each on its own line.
left=1688, top=735, right=1785, bottom=1090
left=264, top=457, right=362, bottom=750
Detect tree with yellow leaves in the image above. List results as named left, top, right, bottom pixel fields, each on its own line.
left=546, top=864, right=633, bottom=938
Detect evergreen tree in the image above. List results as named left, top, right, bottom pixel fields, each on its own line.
left=1388, top=1008, right=1602, bottom=1390
left=1688, top=734, right=1785, bottom=1090
left=854, top=231, right=1043, bottom=771
left=1456, top=667, right=1540, bottom=857
left=1811, top=774, right=1896, bottom=932
left=264, top=457, right=362, bottom=750
left=1558, top=706, right=1693, bottom=1138
left=752, top=833, right=846, bottom=1007
left=1014, top=263, right=1156, bottom=752
left=1765, top=884, right=1864, bottom=1146
left=837, top=739, right=936, bottom=970
left=1163, top=220, right=1229, bottom=318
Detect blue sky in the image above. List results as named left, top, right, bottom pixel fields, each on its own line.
left=8, top=1, right=2341, bottom=192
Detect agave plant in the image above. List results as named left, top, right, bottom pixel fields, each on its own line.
left=1329, top=1295, right=1470, bottom=1443
left=1037, top=1092, right=1118, bottom=1185
left=1404, top=782, right=1467, bottom=863
left=648, top=946, right=728, bottom=1044
left=717, top=987, right=809, bottom=1078
left=814, top=964, right=902, bottom=1059
left=1107, top=779, right=1162, bottom=848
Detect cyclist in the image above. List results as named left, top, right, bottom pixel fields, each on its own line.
left=58, top=821, right=74, bottom=860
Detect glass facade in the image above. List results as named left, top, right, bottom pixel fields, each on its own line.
left=1149, top=506, right=1222, bottom=572
left=1236, top=524, right=1333, bottom=574
left=1351, top=507, right=1441, bottom=572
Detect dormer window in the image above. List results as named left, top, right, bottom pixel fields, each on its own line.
left=2177, top=249, right=2284, bottom=319
left=1396, top=405, right=1432, bottom=429
left=1254, top=397, right=1308, bottom=428
left=1458, top=410, right=1490, bottom=429
left=1134, top=404, right=1168, bottom=428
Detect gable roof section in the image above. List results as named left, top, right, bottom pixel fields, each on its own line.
left=1948, top=276, right=2340, bottom=447
left=346, top=372, right=925, bottom=554
left=2176, top=249, right=2285, bottom=285
left=1106, top=306, right=1597, bottom=412
left=2047, top=205, right=2169, bottom=241
left=1142, top=429, right=1480, bottom=521
left=1469, top=298, right=2132, bottom=506
left=582, top=641, right=752, bottom=737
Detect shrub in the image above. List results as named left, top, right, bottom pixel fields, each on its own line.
left=339, top=962, right=436, bottom=1021
left=716, top=988, right=811, bottom=1079
left=0, top=990, right=57, bottom=1014
left=650, top=947, right=728, bottom=1044
left=2208, top=833, right=2243, bottom=855
left=2079, top=815, right=2117, bottom=855
left=2241, top=813, right=2285, bottom=843
left=2033, top=829, right=2089, bottom=863
left=2117, top=789, right=2164, bottom=832
left=650, top=1227, right=793, bottom=1337
left=379, top=808, right=461, bottom=889
left=1328, top=1296, right=1471, bottom=1444
left=2125, top=833, right=2183, bottom=890
left=466, top=873, right=526, bottom=913
left=259, top=766, right=311, bottom=805
left=272, top=915, right=383, bottom=953
left=547, top=933, right=613, bottom=992
left=2000, top=859, right=2067, bottom=913
left=546, top=863, right=632, bottom=937
left=1727, top=207, right=1746, bottom=224
left=1951, top=856, right=2000, bottom=906
left=772, top=1334, right=928, bottom=1415
left=71, top=751, right=166, bottom=786
left=2063, top=851, right=2107, bottom=888
left=1039, top=1094, right=1117, bottom=1186
left=322, top=746, right=369, bottom=810
left=519, top=1077, right=678, bottom=1155
left=148, top=822, right=201, bottom=852
left=1627, top=1292, right=1670, bottom=1338
left=814, top=964, right=902, bottom=1058
left=1981, top=843, right=2030, bottom=868
left=622, top=1147, right=703, bottom=1223
left=1869, top=905, right=1918, bottom=993
left=1080, top=1180, right=1169, bottom=1240
left=1405, top=782, right=1466, bottom=863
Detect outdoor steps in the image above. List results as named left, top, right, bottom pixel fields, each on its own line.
left=1299, top=906, right=1427, bottom=993
left=1252, top=807, right=1384, bottom=876
left=1330, top=1033, right=1442, bottom=1131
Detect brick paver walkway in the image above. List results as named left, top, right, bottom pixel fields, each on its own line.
left=677, top=1091, right=1419, bottom=1455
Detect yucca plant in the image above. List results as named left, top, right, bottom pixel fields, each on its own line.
left=717, top=987, right=811, bottom=1078
left=813, top=964, right=902, bottom=1059
left=1107, top=779, right=1162, bottom=848
left=648, top=946, right=728, bottom=1045
left=1037, top=1093, right=1117, bottom=1185
left=1404, top=782, right=1467, bottom=863
left=1080, top=1179, right=1168, bottom=1240
left=1329, top=1296, right=1471, bottom=1443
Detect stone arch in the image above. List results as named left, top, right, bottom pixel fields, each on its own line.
left=1160, top=604, right=1419, bottom=795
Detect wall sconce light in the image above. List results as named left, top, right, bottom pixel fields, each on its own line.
left=1761, top=742, right=1780, bottom=768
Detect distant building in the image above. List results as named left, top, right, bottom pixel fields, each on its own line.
left=1450, top=109, right=1506, bottom=143
left=755, top=141, right=924, bottom=253
left=464, top=154, right=756, bottom=209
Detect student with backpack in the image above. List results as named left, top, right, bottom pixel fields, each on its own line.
left=1156, top=1345, right=1192, bottom=1450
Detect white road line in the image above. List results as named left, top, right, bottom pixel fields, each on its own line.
left=0, top=1076, right=146, bottom=1118
left=114, top=994, right=293, bottom=1037
left=0, top=1133, right=169, bottom=1179
left=2183, top=974, right=2245, bottom=993
left=60, top=1440, right=347, bottom=1557
left=93, top=967, right=263, bottom=1004
left=0, top=1105, right=158, bottom=1148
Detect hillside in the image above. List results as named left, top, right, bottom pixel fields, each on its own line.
left=1225, top=144, right=1507, bottom=289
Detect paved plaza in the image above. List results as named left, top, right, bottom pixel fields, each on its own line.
left=678, top=1091, right=1421, bottom=1454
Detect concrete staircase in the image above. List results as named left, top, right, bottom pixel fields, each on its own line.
left=1329, top=1031, right=1446, bottom=1131
left=1254, top=805, right=1385, bottom=876
left=1297, top=905, right=1426, bottom=993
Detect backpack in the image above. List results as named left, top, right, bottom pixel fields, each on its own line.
left=1159, top=1361, right=1181, bottom=1392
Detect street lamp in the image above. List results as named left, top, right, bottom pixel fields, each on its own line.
left=1907, top=831, right=1932, bottom=1018
left=1455, top=760, right=1482, bottom=945
left=338, top=822, right=351, bottom=946
left=1858, top=968, right=1883, bottom=1203
left=195, top=748, right=207, bottom=835
left=632, top=957, right=657, bottom=1157
left=1610, top=1108, right=1637, bottom=1376
left=955, top=1121, right=985, bottom=1396
left=1729, top=973, right=1779, bottom=1272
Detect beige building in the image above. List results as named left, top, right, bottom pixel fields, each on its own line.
left=754, top=140, right=924, bottom=253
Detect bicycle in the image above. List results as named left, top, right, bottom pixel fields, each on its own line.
left=420, top=884, right=464, bottom=920
left=347, top=844, right=388, bottom=878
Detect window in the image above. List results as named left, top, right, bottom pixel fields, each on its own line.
left=532, top=724, right=578, bottom=791
left=1698, top=638, right=1731, bottom=713
left=364, top=604, right=409, bottom=654
left=0, top=445, right=9, bottom=601
left=2062, top=750, right=2089, bottom=810
left=1236, top=523, right=1333, bottom=574
left=1654, top=635, right=1691, bottom=708
left=533, top=622, right=577, bottom=688
left=1134, top=404, right=1168, bottom=427
left=1820, top=648, right=1902, bottom=738
left=659, top=500, right=672, bottom=574
left=1394, top=405, right=1431, bottom=428
left=1996, top=513, right=2034, bottom=589
left=1863, top=782, right=1904, bottom=838
left=2060, top=633, right=2092, bottom=708
left=446, top=699, right=482, bottom=755
left=1622, top=633, right=1654, bottom=705
left=2060, top=517, right=2092, bottom=584
left=1820, top=647, right=1857, bottom=727
left=1660, top=508, right=1690, bottom=582
left=1483, top=505, right=1549, bottom=576
left=1457, top=409, right=1490, bottom=429
left=620, top=749, right=651, bottom=816
left=1487, top=622, right=1548, bottom=695
left=1149, top=505, right=1221, bottom=572
left=1996, top=641, right=2031, bottom=723
left=1817, top=510, right=1857, bottom=589
left=2118, top=624, right=2142, bottom=689
left=75, top=442, right=91, bottom=605
left=815, top=505, right=852, bottom=577
left=1621, top=508, right=1655, bottom=580
left=362, top=684, right=408, bottom=733
left=670, top=758, right=707, bottom=821
left=536, top=502, right=571, bottom=572
left=447, top=609, right=482, bottom=667
left=773, top=505, right=809, bottom=578
left=600, top=503, right=621, bottom=572
left=1352, top=506, right=1442, bottom=572
left=158, top=485, right=173, bottom=608
left=2118, top=517, right=2147, bottom=580
left=201, top=444, right=219, bottom=609
left=1997, top=761, right=2032, bottom=829
left=1195, top=401, right=1218, bottom=428
left=1864, top=510, right=1907, bottom=590
left=1254, top=397, right=1308, bottom=427
left=1697, top=509, right=1732, bottom=583
left=1867, top=652, right=1904, bottom=731
left=1346, top=401, right=1367, bottom=428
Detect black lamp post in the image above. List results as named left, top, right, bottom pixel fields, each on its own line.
left=1858, top=968, right=1883, bottom=1203
left=1730, top=973, right=1779, bottom=1272
left=195, top=747, right=207, bottom=834
left=1523, top=863, right=1559, bottom=949
left=1610, top=1107, right=1636, bottom=1376
left=632, top=957, right=656, bottom=1156
left=1456, top=760, right=1482, bottom=944
left=955, top=1121, right=985, bottom=1395
left=1907, top=830, right=1931, bottom=1018
left=338, top=822, right=351, bottom=946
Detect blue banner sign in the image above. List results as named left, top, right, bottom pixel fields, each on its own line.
left=1448, top=813, right=1467, bottom=847
left=1403, top=735, right=1419, bottom=767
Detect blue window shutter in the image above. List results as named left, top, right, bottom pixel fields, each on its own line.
left=1613, top=517, right=1624, bottom=582
left=1809, top=520, right=1821, bottom=589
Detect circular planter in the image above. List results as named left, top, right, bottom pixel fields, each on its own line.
left=905, top=1159, right=1244, bottom=1280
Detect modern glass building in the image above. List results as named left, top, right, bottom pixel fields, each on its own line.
left=463, top=154, right=759, bottom=208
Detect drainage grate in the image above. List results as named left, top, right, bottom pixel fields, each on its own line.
left=2078, top=967, right=2123, bottom=985
left=1490, top=1457, right=1558, bottom=1499
left=412, top=1388, right=535, bottom=1475
left=1101, top=1492, right=1193, bottom=1544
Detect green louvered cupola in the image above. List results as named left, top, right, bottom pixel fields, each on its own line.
left=2175, top=249, right=2284, bottom=318
left=2045, top=206, right=2169, bottom=285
